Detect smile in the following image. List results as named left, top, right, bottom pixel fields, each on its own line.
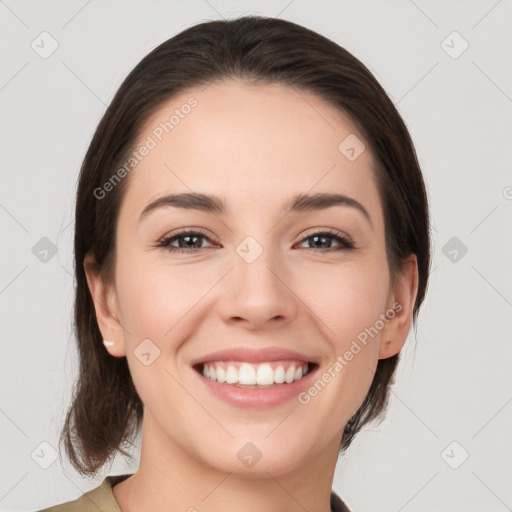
left=197, top=360, right=314, bottom=387
left=192, top=360, right=319, bottom=408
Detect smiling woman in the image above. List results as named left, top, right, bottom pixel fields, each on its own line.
left=39, top=15, right=431, bottom=512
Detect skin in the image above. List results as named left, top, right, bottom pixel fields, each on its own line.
left=85, top=80, right=418, bottom=512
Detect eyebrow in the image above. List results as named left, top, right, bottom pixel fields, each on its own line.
left=139, top=191, right=373, bottom=229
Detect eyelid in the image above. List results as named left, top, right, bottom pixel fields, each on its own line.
left=158, top=226, right=355, bottom=253
left=158, top=227, right=218, bottom=244
left=158, top=227, right=350, bottom=243
left=294, top=227, right=350, bottom=243
left=294, top=228, right=355, bottom=251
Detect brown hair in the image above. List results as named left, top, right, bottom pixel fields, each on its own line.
left=61, top=15, right=431, bottom=477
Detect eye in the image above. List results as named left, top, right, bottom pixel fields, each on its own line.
left=158, top=228, right=355, bottom=254
left=295, top=229, right=355, bottom=253
left=158, top=229, right=217, bottom=253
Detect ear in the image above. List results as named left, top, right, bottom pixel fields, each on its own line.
left=83, top=252, right=126, bottom=357
left=378, top=253, right=419, bottom=359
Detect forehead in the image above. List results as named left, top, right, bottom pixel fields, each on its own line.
left=121, top=80, right=383, bottom=226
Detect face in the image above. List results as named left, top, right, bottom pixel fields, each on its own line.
left=87, top=80, right=417, bottom=477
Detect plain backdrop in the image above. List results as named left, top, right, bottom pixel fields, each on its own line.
left=1, top=1, right=511, bottom=511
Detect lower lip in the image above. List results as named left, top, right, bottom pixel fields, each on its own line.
left=193, top=364, right=319, bottom=409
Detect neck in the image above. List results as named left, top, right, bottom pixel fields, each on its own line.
left=113, top=411, right=341, bottom=512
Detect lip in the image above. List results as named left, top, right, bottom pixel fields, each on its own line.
left=193, top=363, right=319, bottom=409
left=190, top=347, right=318, bottom=366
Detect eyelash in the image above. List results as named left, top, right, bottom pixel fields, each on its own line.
left=158, top=228, right=355, bottom=254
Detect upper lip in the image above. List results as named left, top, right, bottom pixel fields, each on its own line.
left=190, top=347, right=319, bottom=366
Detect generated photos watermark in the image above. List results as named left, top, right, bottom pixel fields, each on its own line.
left=93, top=96, right=198, bottom=200
left=297, top=301, right=403, bottom=405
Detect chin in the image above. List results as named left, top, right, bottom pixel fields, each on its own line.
left=195, top=435, right=315, bottom=478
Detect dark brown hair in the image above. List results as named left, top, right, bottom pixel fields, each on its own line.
left=61, top=15, right=431, bottom=477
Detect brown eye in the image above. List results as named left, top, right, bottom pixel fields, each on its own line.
left=159, top=230, right=216, bottom=253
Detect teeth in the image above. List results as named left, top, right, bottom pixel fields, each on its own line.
left=226, top=366, right=238, bottom=384
left=201, top=361, right=310, bottom=386
left=256, top=364, right=274, bottom=385
left=285, top=365, right=295, bottom=383
left=274, top=365, right=285, bottom=384
left=239, top=363, right=256, bottom=385
left=216, top=366, right=226, bottom=383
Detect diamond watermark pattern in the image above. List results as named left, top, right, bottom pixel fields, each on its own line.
left=442, top=236, right=468, bottom=263
left=237, top=442, right=263, bottom=468
left=236, top=236, right=263, bottom=264
left=31, top=31, right=59, bottom=59
left=441, top=31, right=469, bottom=59
left=338, top=134, right=366, bottom=161
left=441, top=441, right=469, bottom=469
left=32, top=237, right=58, bottom=263
left=134, top=338, right=161, bottom=366
left=31, top=441, right=58, bottom=469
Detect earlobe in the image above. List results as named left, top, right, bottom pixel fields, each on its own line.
left=83, top=252, right=126, bottom=357
left=378, top=254, right=419, bottom=359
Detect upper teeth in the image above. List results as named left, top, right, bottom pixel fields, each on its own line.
left=202, top=362, right=309, bottom=385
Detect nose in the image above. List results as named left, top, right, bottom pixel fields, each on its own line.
left=218, top=244, right=298, bottom=330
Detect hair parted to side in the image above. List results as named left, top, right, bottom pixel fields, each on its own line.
left=61, top=15, right=431, bottom=477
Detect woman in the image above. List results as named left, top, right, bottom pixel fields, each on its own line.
left=40, top=15, right=430, bottom=512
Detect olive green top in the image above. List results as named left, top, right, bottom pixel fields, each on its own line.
left=38, top=473, right=351, bottom=512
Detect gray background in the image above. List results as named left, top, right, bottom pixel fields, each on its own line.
left=1, top=1, right=511, bottom=511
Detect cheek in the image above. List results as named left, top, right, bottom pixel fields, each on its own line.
left=116, top=247, right=389, bottom=347
left=295, top=265, right=385, bottom=420
left=114, top=254, right=219, bottom=341
left=295, top=259, right=390, bottom=346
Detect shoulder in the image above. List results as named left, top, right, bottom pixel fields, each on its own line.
left=331, top=489, right=352, bottom=512
left=37, top=474, right=133, bottom=512
left=38, top=476, right=348, bottom=512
